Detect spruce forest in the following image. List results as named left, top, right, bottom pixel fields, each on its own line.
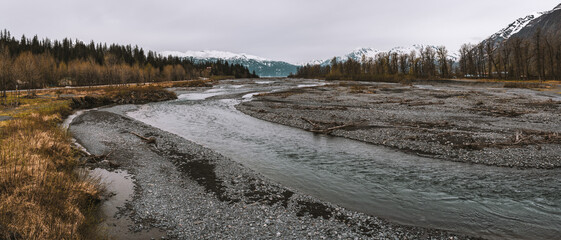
left=0, top=30, right=257, bottom=95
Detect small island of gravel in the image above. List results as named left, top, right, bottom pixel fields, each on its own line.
left=237, top=80, right=561, bottom=169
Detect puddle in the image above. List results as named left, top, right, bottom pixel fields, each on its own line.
left=0, top=115, right=12, bottom=122
left=92, top=168, right=165, bottom=239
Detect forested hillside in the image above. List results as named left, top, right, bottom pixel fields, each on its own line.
left=0, top=30, right=257, bottom=95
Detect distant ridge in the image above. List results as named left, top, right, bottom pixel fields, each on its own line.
left=161, top=50, right=298, bottom=77
left=306, top=45, right=458, bottom=66
left=482, top=3, right=561, bottom=47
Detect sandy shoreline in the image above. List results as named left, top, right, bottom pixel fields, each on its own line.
left=69, top=109, right=474, bottom=239
left=237, top=80, right=561, bottom=169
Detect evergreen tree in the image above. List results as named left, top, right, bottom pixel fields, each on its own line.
left=0, top=29, right=257, bottom=89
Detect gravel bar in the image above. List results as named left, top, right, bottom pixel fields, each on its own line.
left=237, top=81, right=561, bottom=169
left=69, top=109, right=476, bottom=239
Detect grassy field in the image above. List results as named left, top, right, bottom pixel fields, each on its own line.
left=0, top=92, right=101, bottom=239
left=0, top=83, right=181, bottom=239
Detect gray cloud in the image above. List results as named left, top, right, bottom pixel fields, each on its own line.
left=2, top=0, right=559, bottom=63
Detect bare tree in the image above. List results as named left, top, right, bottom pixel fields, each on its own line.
left=499, top=41, right=511, bottom=79
left=398, top=54, right=409, bottom=75
left=36, top=52, right=57, bottom=87
left=0, top=46, right=12, bottom=104
left=420, top=47, right=436, bottom=78
left=534, top=28, right=545, bottom=80
left=544, top=36, right=556, bottom=79
left=14, top=51, right=40, bottom=95
left=436, top=46, right=449, bottom=78
left=144, top=63, right=156, bottom=83
left=485, top=41, right=497, bottom=79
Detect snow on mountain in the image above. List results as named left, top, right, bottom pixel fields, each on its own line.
left=161, top=50, right=298, bottom=77
left=305, top=47, right=381, bottom=66
left=309, top=45, right=455, bottom=66
left=162, top=45, right=459, bottom=76
left=160, top=50, right=269, bottom=62
left=389, top=45, right=440, bottom=56
left=484, top=4, right=561, bottom=46
left=486, top=13, right=543, bottom=44
left=300, top=59, right=325, bottom=66
left=345, top=47, right=382, bottom=60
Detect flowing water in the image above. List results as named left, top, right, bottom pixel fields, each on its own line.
left=123, top=79, right=561, bottom=239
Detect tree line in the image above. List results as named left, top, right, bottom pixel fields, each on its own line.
left=0, top=29, right=257, bottom=97
left=294, top=27, right=561, bottom=82
left=290, top=46, right=456, bottom=81
left=459, top=28, right=561, bottom=80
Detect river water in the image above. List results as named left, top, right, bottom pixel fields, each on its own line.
left=124, top=79, right=561, bottom=239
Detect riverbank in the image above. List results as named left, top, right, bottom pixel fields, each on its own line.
left=237, top=80, right=561, bottom=168
left=0, top=84, right=177, bottom=239
left=69, top=108, right=476, bottom=239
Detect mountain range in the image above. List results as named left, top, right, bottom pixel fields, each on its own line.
left=162, top=4, right=561, bottom=77
left=161, top=46, right=452, bottom=77
left=160, top=50, right=298, bottom=77
left=483, top=3, right=561, bottom=47
left=305, top=45, right=459, bottom=67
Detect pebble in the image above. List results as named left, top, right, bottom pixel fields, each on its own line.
left=69, top=85, right=479, bottom=239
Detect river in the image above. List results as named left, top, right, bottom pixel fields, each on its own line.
left=122, top=78, right=561, bottom=239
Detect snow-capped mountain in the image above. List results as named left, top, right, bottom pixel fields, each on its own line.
left=160, top=50, right=298, bottom=77
left=487, top=14, right=542, bottom=44
left=308, top=45, right=454, bottom=66
left=344, top=47, right=382, bottom=61
left=301, top=59, right=326, bottom=66
left=304, top=48, right=379, bottom=66
left=483, top=3, right=561, bottom=47
left=161, top=50, right=269, bottom=62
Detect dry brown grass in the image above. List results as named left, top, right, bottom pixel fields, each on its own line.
left=455, top=78, right=561, bottom=84
left=0, top=84, right=178, bottom=239
left=0, top=99, right=102, bottom=239
left=503, top=82, right=549, bottom=89
left=168, top=79, right=213, bottom=88
left=209, top=75, right=235, bottom=81
left=103, top=85, right=177, bottom=103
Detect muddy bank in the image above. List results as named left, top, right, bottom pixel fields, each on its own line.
left=237, top=81, right=561, bottom=168
left=69, top=109, right=474, bottom=239
left=70, top=86, right=177, bottom=109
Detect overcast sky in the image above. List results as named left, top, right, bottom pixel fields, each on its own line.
left=2, top=0, right=560, bottom=64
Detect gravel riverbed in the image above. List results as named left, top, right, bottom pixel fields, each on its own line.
left=69, top=109, right=475, bottom=239
left=237, top=81, right=561, bottom=169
